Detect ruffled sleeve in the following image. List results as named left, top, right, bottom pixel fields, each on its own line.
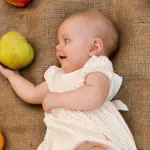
left=44, top=66, right=59, bottom=91
left=81, top=56, right=113, bottom=80
left=81, top=56, right=122, bottom=101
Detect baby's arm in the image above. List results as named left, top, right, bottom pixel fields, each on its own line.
left=43, top=72, right=110, bottom=112
left=0, top=64, right=49, bottom=104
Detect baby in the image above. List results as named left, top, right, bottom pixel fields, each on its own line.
left=0, top=10, right=137, bottom=150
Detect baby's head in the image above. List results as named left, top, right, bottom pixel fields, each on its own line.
left=56, top=10, right=118, bottom=73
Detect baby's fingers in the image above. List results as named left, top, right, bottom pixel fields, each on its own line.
left=0, top=64, right=4, bottom=68
left=42, top=100, right=51, bottom=113
left=0, top=64, right=5, bottom=73
left=0, top=64, right=16, bottom=78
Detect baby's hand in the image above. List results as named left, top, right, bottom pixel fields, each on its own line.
left=42, top=92, right=59, bottom=113
left=0, top=64, right=19, bottom=79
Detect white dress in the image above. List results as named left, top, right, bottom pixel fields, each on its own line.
left=37, top=56, right=137, bottom=150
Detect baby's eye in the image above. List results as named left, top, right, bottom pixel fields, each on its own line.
left=64, top=38, right=71, bottom=44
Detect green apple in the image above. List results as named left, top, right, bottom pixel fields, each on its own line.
left=0, top=31, right=34, bottom=70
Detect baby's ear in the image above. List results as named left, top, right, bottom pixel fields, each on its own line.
left=88, top=38, right=104, bottom=56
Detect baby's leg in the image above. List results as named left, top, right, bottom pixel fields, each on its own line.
left=75, top=141, right=108, bottom=150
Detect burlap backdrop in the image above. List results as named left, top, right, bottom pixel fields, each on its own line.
left=0, top=0, right=150, bottom=149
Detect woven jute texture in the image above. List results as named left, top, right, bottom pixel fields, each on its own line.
left=0, top=0, right=150, bottom=149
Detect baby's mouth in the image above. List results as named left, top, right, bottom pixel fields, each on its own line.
left=59, top=56, right=67, bottom=60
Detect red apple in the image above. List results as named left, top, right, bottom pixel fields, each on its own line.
left=6, top=0, right=32, bottom=8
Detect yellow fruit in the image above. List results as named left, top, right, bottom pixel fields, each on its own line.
left=0, top=132, right=4, bottom=150
left=0, top=31, right=34, bottom=70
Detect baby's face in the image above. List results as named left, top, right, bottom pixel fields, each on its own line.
left=56, top=17, right=92, bottom=73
